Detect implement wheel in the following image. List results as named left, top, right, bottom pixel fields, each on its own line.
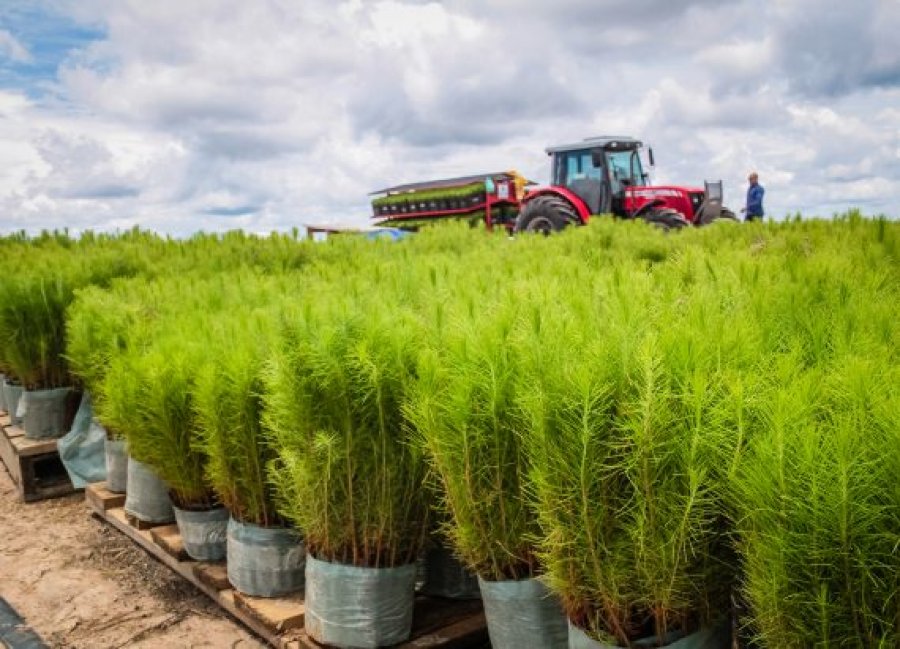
left=515, top=196, right=579, bottom=234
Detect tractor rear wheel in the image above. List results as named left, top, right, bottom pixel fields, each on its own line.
left=642, top=208, right=689, bottom=230
left=515, top=196, right=579, bottom=234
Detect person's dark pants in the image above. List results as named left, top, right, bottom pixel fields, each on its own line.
left=745, top=213, right=763, bottom=222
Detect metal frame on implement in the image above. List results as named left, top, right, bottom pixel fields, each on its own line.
left=370, top=171, right=529, bottom=231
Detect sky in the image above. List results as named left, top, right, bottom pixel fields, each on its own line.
left=0, top=0, right=898, bottom=235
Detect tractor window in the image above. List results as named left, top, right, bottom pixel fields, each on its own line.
left=580, top=152, right=604, bottom=181
left=560, top=150, right=603, bottom=187
left=606, top=150, right=643, bottom=194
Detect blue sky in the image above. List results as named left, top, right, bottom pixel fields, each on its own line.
left=0, top=3, right=103, bottom=96
left=0, top=0, right=898, bottom=234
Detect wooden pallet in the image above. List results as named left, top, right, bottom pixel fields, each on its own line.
left=86, top=483, right=488, bottom=649
left=0, top=415, right=77, bottom=502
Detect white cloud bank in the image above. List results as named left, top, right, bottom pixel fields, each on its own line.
left=0, top=0, right=898, bottom=234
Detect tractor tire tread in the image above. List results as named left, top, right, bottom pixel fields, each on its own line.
left=515, top=195, right=580, bottom=233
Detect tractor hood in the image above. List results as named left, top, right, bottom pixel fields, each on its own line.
left=627, top=185, right=704, bottom=198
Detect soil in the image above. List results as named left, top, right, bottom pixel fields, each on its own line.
left=0, top=467, right=265, bottom=649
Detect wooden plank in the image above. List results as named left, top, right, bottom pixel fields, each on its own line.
left=411, top=596, right=483, bottom=633
left=22, top=479, right=77, bottom=503
left=91, top=500, right=486, bottom=649
left=0, top=424, right=22, bottom=487
left=85, top=482, right=126, bottom=513
left=0, top=413, right=10, bottom=427
left=108, top=508, right=156, bottom=544
left=5, top=424, right=23, bottom=439
left=1, top=423, right=76, bottom=502
left=291, top=600, right=487, bottom=649
left=98, top=505, right=282, bottom=646
left=125, top=511, right=169, bottom=531
left=403, top=611, right=488, bottom=648
left=234, top=591, right=305, bottom=634
left=193, top=562, right=230, bottom=591
left=150, top=524, right=190, bottom=561
left=8, top=427, right=60, bottom=457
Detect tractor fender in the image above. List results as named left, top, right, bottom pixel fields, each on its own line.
left=522, top=187, right=591, bottom=224
left=630, top=198, right=666, bottom=220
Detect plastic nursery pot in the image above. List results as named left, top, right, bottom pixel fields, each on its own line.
left=173, top=506, right=228, bottom=561
left=21, top=387, right=72, bottom=439
left=568, top=619, right=732, bottom=649
left=226, top=517, right=305, bottom=597
left=124, top=458, right=175, bottom=524
left=305, top=555, right=417, bottom=648
left=2, top=380, right=24, bottom=427
left=478, top=576, right=568, bottom=649
left=420, top=544, right=481, bottom=600
left=104, top=436, right=128, bottom=493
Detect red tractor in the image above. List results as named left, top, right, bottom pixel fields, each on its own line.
left=515, top=136, right=736, bottom=232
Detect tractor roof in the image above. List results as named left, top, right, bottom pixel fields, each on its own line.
left=546, top=136, right=643, bottom=155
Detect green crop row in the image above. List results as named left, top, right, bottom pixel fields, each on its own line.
left=1, top=213, right=897, bottom=646
left=371, top=181, right=487, bottom=209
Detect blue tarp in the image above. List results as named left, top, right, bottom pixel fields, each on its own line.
left=366, top=228, right=412, bottom=241
left=56, top=392, right=107, bottom=488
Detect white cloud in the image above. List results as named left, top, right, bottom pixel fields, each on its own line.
left=0, top=29, right=31, bottom=63
left=0, top=0, right=898, bottom=234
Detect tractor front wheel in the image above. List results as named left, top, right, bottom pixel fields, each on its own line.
left=643, top=208, right=689, bottom=230
left=515, top=196, right=579, bottom=234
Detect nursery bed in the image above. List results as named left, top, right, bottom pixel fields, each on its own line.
left=86, top=482, right=489, bottom=649
left=0, top=414, right=77, bottom=502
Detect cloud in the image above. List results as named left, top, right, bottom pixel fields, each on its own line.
left=0, top=29, right=31, bottom=63
left=771, top=0, right=900, bottom=97
left=202, top=205, right=259, bottom=217
left=0, top=0, right=898, bottom=235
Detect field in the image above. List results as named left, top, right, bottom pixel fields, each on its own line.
left=0, top=214, right=897, bottom=648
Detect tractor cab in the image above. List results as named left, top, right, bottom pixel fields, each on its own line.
left=514, top=135, right=736, bottom=233
left=547, top=136, right=649, bottom=216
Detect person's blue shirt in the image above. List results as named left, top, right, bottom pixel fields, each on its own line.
left=746, top=183, right=765, bottom=218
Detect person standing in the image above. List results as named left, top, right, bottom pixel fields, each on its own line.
left=742, top=172, right=765, bottom=221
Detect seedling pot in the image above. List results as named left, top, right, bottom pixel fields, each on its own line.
left=567, top=620, right=731, bottom=649
left=124, top=458, right=175, bottom=524
left=104, top=437, right=128, bottom=493
left=478, top=576, right=568, bottom=649
left=173, top=505, right=228, bottom=561
left=226, top=517, right=304, bottom=597
left=3, top=380, right=24, bottom=426
left=305, top=555, right=417, bottom=648
left=21, top=387, right=72, bottom=439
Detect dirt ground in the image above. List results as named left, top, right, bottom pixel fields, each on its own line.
left=0, top=466, right=265, bottom=649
